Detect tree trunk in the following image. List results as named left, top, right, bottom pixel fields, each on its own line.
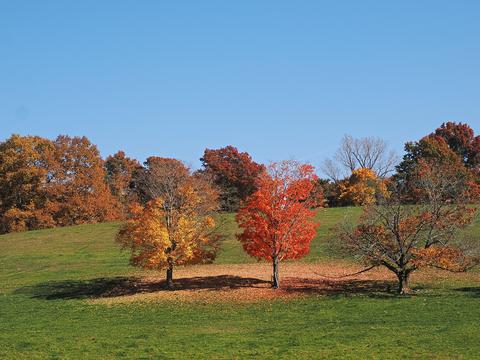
left=272, top=256, right=280, bottom=289
left=165, top=260, right=174, bottom=289
left=396, top=271, right=410, bottom=295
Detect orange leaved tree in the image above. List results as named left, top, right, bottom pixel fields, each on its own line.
left=116, top=158, right=220, bottom=288
left=45, top=135, right=121, bottom=226
left=0, top=135, right=55, bottom=232
left=0, top=134, right=120, bottom=233
left=339, top=160, right=479, bottom=294
left=105, top=151, right=141, bottom=216
left=236, top=160, right=320, bottom=289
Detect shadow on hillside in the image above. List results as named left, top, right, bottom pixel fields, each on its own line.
left=281, top=278, right=400, bottom=299
left=454, top=287, right=480, bottom=297
left=14, top=275, right=401, bottom=300
left=14, top=275, right=270, bottom=300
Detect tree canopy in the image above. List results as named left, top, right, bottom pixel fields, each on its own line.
left=236, top=160, right=319, bottom=288
left=199, top=146, right=265, bottom=211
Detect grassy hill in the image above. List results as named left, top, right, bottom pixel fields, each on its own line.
left=1, top=207, right=479, bottom=359
left=0, top=207, right=363, bottom=292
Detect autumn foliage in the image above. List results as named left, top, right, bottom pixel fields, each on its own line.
left=105, top=151, right=141, bottom=215
left=116, top=158, right=220, bottom=287
left=0, top=122, right=479, bottom=297
left=45, top=136, right=121, bottom=226
left=338, top=168, right=389, bottom=206
left=396, top=122, right=480, bottom=202
left=433, top=121, right=480, bottom=170
left=339, top=160, right=479, bottom=294
left=0, top=134, right=120, bottom=233
left=200, top=146, right=265, bottom=211
left=236, top=161, right=319, bottom=288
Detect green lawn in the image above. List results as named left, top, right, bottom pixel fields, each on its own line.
left=214, top=207, right=362, bottom=264
left=1, top=207, right=479, bottom=359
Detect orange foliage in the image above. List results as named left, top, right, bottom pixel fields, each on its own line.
left=44, top=136, right=121, bottom=226
left=0, top=135, right=54, bottom=232
left=412, top=158, right=478, bottom=204
left=341, top=161, right=478, bottom=294
left=236, top=160, right=319, bottom=288
left=434, top=122, right=480, bottom=169
left=0, top=134, right=121, bottom=233
left=105, top=151, right=141, bottom=215
left=412, top=247, right=479, bottom=272
left=397, top=122, right=480, bottom=202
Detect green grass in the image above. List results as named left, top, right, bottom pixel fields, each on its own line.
left=1, top=207, right=479, bottom=359
left=214, top=207, right=362, bottom=264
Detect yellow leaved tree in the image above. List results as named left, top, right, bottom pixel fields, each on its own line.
left=339, top=168, right=389, bottom=206
left=116, top=158, right=219, bottom=288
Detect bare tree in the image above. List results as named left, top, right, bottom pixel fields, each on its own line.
left=322, top=135, right=398, bottom=181
left=337, top=160, right=479, bottom=294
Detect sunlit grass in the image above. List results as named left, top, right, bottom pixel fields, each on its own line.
left=0, top=207, right=479, bottom=359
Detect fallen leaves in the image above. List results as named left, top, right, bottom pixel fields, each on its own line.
left=88, top=261, right=480, bottom=305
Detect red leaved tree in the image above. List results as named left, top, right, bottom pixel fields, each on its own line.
left=199, top=146, right=265, bottom=211
left=434, top=121, right=480, bottom=170
left=236, top=160, right=319, bottom=288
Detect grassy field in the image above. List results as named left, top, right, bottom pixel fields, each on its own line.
left=1, top=207, right=479, bottom=359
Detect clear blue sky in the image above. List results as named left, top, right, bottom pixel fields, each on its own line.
left=1, top=1, right=479, bottom=171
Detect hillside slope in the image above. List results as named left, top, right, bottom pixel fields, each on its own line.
left=1, top=207, right=480, bottom=359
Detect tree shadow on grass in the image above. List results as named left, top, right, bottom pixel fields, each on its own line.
left=14, top=275, right=270, bottom=300
left=281, top=278, right=402, bottom=299
left=454, top=287, right=480, bottom=297
left=14, top=275, right=403, bottom=301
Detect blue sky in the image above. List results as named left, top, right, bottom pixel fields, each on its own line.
left=1, top=1, right=479, bottom=171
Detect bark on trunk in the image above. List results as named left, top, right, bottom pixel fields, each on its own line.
left=165, top=259, right=174, bottom=289
left=272, top=256, right=279, bottom=289
left=396, top=271, right=410, bottom=295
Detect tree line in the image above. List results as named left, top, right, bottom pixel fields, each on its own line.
left=0, top=138, right=263, bottom=233
left=1, top=122, right=479, bottom=293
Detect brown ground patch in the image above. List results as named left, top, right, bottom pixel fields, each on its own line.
left=86, top=261, right=480, bottom=305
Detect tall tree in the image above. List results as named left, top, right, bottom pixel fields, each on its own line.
left=0, top=135, right=55, bottom=232
left=199, top=146, right=265, bottom=211
left=45, top=135, right=121, bottom=226
left=338, top=160, right=479, bottom=294
left=397, top=135, right=460, bottom=177
left=0, top=134, right=121, bottom=233
left=105, top=151, right=141, bottom=215
left=236, top=160, right=319, bottom=288
left=117, top=158, right=219, bottom=287
left=396, top=122, right=480, bottom=201
left=434, top=122, right=480, bottom=170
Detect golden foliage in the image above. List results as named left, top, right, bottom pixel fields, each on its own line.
left=339, top=168, right=388, bottom=206
left=116, top=172, right=220, bottom=274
